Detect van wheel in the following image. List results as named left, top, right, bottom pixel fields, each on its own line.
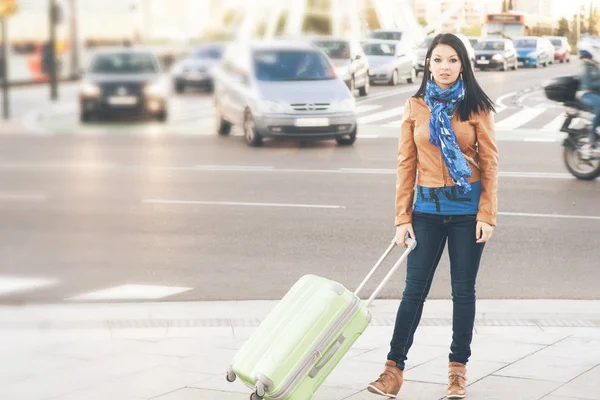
left=336, top=127, right=357, bottom=146
left=216, top=106, right=231, bottom=135
left=407, top=67, right=416, bottom=83
left=359, top=77, right=369, bottom=96
left=244, top=111, right=263, bottom=147
left=389, top=70, right=398, bottom=86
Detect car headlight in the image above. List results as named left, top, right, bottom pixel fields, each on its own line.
left=144, top=79, right=169, bottom=97
left=336, top=98, right=356, bottom=113
left=335, top=66, right=350, bottom=78
left=492, top=54, right=503, bottom=61
left=256, top=100, right=285, bottom=114
left=80, top=82, right=100, bottom=97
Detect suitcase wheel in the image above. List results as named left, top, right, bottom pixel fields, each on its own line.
left=226, top=370, right=236, bottom=383
left=251, top=381, right=266, bottom=399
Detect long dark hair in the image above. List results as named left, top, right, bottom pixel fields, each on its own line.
left=414, top=33, right=495, bottom=121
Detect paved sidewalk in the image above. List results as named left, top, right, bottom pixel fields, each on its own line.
left=1, top=299, right=599, bottom=400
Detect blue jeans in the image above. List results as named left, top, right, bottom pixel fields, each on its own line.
left=387, top=212, right=485, bottom=370
left=580, top=92, right=600, bottom=143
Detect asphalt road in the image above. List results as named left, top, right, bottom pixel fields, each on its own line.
left=0, top=59, right=598, bottom=304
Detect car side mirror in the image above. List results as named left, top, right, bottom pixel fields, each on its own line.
left=355, top=54, right=361, bottom=60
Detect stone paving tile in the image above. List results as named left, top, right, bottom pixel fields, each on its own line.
left=494, top=353, right=597, bottom=383
left=551, top=364, right=600, bottom=400
left=467, top=375, right=561, bottom=400
left=152, top=388, right=247, bottom=400
left=57, top=365, right=212, bottom=400
left=343, top=381, right=446, bottom=400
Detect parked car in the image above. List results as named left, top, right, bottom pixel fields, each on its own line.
left=369, top=29, right=418, bottom=55
left=415, top=36, right=434, bottom=76
left=474, top=38, right=518, bottom=71
left=513, top=36, right=554, bottom=68
left=467, top=36, right=481, bottom=48
left=311, top=36, right=370, bottom=96
left=546, top=36, right=571, bottom=63
left=361, top=39, right=417, bottom=85
left=455, top=33, right=476, bottom=67
left=79, top=48, right=169, bottom=122
left=212, top=41, right=358, bottom=147
left=170, top=42, right=226, bottom=93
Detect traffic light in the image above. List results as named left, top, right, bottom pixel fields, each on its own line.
left=0, top=0, right=18, bottom=18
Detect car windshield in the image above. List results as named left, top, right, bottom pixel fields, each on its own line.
left=475, top=41, right=505, bottom=51
left=469, top=39, right=479, bottom=47
left=193, top=46, right=224, bottom=59
left=253, top=50, right=335, bottom=81
left=363, top=43, right=396, bottom=56
left=372, top=31, right=402, bottom=41
left=418, top=37, right=434, bottom=49
left=312, top=41, right=350, bottom=59
left=550, top=39, right=562, bottom=46
left=514, top=39, right=537, bottom=48
left=90, top=53, right=158, bottom=74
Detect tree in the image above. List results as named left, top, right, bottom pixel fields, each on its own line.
left=588, top=2, right=599, bottom=36
left=502, top=0, right=507, bottom=12
left=555, top=17, right=570, bottom=37
left=508, top=0, right=513, bottom=11
left=417, top=17, right=427, bottom=27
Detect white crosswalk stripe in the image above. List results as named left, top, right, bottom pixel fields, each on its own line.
left=357, top=106, right=404, bottom=125
left=495, top=108, right=547, bottom=130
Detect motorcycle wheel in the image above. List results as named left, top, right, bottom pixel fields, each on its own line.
left=563, top=137, right=600, bottom=180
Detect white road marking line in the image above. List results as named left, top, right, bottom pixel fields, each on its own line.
left=0, top=193, right=47, bottom=201
left=495, top=108, right=546, bottom=130
left=358, top=106, right=404, bottom=125
left=194, top=165, right=274, bottom=171
left=67, top=284, right=193, bottom=301
left=499, top=212, right=600, bottom=221
left=495, top=90, right=519, bottom=113
left=0, top=163, right=572, bottom=180
left=356, top=85, right=417, bottom=104
left=499, top=172, right=572, bottom=179
left=0, top=276, right=59, bottom=296
left=355, top=104, right=383, bottom=114
left=542, top=114, right=565, bottom=132
left=143, top=199, right=345, bottom=209
left=524, top=138, right=559, bottom=142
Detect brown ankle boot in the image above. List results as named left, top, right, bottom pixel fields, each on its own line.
left=367, top=360, right=403, bottom=398
left=447, top=362, right=467, bottom=399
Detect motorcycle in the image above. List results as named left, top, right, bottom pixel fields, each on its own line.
left=543, top=75, right=600, bottom=180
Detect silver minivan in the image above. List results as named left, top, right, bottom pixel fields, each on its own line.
left=212, top=41, right=357, bottom=147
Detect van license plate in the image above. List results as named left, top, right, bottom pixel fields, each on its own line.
left=294, top=118, right=329, bottom=127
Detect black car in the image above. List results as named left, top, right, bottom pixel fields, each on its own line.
left=79, top=49, right=169, bottom=122
left=171, top=43, right=226, bottom=93
left=474, top=38, right=518, bottom=71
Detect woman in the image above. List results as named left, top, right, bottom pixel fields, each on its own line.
left=367, top=33, right=498, bottom=399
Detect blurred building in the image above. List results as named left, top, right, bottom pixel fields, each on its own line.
left=512, top=0, right=555, bottom=19
left=412, top=0, right=493, bottom=34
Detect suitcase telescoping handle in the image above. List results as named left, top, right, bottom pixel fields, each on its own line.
left=354, top=237, right=417, bottom=308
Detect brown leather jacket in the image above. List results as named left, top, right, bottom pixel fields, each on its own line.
left=395, top=97, right=499, bottom=227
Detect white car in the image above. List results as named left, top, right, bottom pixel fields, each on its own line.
left=362, top=40, right=417, bottom=85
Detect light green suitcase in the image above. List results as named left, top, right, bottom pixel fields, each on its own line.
left=226, top=238, right=416, bottom=400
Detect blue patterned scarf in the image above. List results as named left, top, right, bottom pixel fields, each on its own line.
left=424, top=78, right=472, bottom=193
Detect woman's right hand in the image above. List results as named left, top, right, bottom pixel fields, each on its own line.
left=395, top=223, right=416, bottom=248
